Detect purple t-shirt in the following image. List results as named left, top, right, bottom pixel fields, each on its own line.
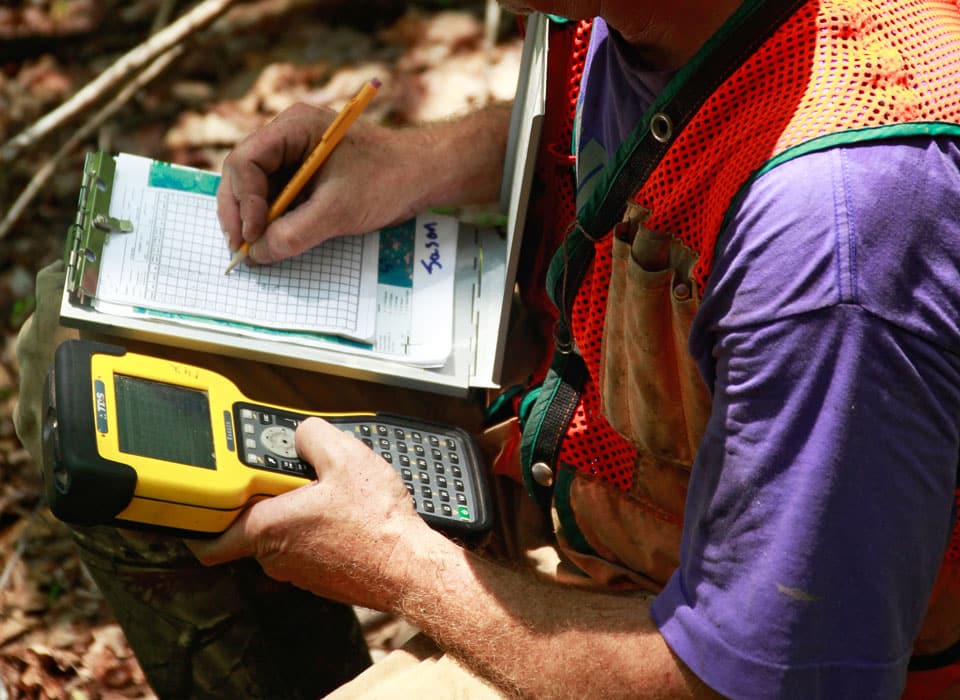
left=577, top=18, right=960, bottom=699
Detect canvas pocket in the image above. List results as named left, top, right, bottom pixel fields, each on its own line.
left=600, top=203, right=711, bottom=466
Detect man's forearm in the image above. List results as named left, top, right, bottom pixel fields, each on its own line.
left=406, top=103, right=513, bottom=212
left=187, top=418, right=719, bottom=696
left=388, top=528, right=719, bottom=699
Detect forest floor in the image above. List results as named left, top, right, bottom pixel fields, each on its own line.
left=0, top=1, right=521, bottom=696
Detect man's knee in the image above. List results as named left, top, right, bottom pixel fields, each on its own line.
left=13, top=260, right=76, bottom=462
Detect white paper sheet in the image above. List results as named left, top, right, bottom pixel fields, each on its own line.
left=90, top=154, right=457, bottom=367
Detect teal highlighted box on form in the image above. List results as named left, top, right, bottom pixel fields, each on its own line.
left=149, top=161, right=221, bottom=196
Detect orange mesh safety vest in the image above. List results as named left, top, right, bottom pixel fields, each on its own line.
left=515, top=18, right=593, bottom=387
left=519, top=1, right=960, bottom=694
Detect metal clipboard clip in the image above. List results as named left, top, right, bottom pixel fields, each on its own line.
left=65, top=151, right=134, bottom=306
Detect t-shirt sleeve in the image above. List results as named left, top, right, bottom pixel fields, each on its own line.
left=649, top=141, right=960, bottom=699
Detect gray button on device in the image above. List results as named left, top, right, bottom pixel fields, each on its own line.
left=531, top=462, right=554, bottom=487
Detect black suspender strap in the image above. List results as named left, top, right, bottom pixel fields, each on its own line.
left=578, top=0, right=808, bottom=241
left=520, top=351, right=589, bottom=509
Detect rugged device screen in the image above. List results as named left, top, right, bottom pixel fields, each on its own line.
left=114, top=375, right=216, bottom=469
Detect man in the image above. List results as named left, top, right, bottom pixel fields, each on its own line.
left=15, top=0, right=960, bottom=697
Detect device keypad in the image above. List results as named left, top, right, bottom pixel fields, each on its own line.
left=333, top=417, right=480, bottom=527
left=233, top=405, right=487, bottom=530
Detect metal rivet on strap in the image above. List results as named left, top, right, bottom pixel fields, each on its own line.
left=650, top=112, right=674, bottom=144
left=531, top=462, right=555, bottom=487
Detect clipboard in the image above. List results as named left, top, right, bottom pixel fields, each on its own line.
left=59, top=14, right=551, bottom=398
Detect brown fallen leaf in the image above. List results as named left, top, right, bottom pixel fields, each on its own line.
left=0, top=609, right=35, bottom=646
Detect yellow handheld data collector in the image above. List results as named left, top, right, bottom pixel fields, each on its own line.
left=41, top=340, right=491, bottom=537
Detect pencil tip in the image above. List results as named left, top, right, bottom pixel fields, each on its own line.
left=224, top=250, right=245, bottom=275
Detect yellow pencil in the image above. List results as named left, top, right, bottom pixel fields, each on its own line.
left=224, top=78, right=382, bottom=274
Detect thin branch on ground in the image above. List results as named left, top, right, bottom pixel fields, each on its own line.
left=0, top=0, right=238, bottom=164
left=0, top=46, right=184, bottom=241
left=0, top=0, right=335, bottom=239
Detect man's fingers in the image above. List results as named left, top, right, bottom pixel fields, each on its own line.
left=187, top=474, right=332, bottom=568
left=249, top=211, right=311, bottom=264
left=218, top=125, right=297, bottom=250
left=185, top=505, right=261, bottom=565
left=295, top=417, right=358, bottom=470
left=237, top=193, right=269, bottom=246
left=215, top=166, right=242, bottom=248
left=248, top=202, right=337, bottom=264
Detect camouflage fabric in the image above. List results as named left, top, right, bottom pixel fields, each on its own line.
left=70, top=525, right=372, bottom=698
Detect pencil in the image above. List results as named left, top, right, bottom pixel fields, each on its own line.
left=224, top=77, right=382, bottom=274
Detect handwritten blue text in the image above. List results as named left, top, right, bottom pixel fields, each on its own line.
left=420, top=222, right=443, bottom=274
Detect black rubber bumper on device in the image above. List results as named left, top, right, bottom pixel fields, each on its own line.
left=41, top=339, right=137, bottom=526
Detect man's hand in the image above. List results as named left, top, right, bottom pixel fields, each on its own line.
left=188, top=417, right=434, bottom=610
left=216, top=103, right=427, bottom=265
left=216, top=101, right=512, bottom=266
